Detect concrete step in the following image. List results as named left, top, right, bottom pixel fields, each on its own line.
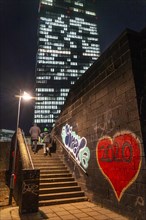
left=31, top=155, right=60, bottom=159
left=40, top=177, right=75, bottom=183
left=31, top=156, right=61, bottom=160
left=40, top=173, right=72, bottom=178
left=34, top=165, right=67, bottom=170
left=39, top=191, right=85, bottom=201
left=34, top=164, right=67, bottom=170
left=30, top=151, right=59, bottom=157
left=39, top=186, right=81, bottom=194
left=33, top=160, right=65, bottom=163
left=32, top=157, right=64, bottom=161
left=34, top=162, right=65, bottom=167
left=39, top=196, right=88, bottom=206
left=39, top=181, right=78, bottom=188
left=40, top=169, right=70, bottom=174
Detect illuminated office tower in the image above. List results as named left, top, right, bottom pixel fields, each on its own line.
left=34, top=0, right=100, bottom=129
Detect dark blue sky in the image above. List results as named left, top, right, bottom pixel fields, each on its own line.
left=97, top=0, right=146, bottom=51
left=0, top=0, right=146, bottom=133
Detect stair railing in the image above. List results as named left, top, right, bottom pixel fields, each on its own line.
left=54, top=135, right=88, bottom=175
left=22, top=130, right=34, bottom=169
left=9, top=128, right=40, bottom=214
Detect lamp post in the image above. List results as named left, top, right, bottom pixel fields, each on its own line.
left=9, top=90, right=34, bottom=205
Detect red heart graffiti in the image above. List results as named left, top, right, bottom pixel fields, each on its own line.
left=96, top=132, right=141, bottom=201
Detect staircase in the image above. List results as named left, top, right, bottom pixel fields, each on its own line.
left=29, top=147, right=88, bottom=206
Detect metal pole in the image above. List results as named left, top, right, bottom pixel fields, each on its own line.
left=9, top=91, right=21, bottom=205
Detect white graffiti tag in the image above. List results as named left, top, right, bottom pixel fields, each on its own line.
left=22, top=182, right=38, bottom=195
left=61, top=124, right=90, bottom=169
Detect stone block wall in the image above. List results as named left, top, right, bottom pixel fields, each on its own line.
left=54, top=28, right=146, bottom=220
left=0, top=142, right=10, bottom=171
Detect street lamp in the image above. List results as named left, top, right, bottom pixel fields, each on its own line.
left=9, top=90, right=35, bottom=205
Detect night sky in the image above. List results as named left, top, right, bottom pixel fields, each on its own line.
left=0, top=0, right=146, bottom=134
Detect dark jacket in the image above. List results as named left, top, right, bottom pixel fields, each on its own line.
left=29, top=125, right=41, bottom=140
left=41, top=132, right=51, bottom=143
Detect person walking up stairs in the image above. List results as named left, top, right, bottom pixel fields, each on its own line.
left=40, top=127, right=52, bottom=156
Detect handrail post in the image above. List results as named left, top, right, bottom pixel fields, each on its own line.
left=18, top=130, right=40, bottom=214
left=19, top=169, right=40, bottom=214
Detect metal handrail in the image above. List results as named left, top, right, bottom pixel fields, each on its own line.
left=54, top=135, right=88, bottom=175
left=22, top=131, right=34, bottom=169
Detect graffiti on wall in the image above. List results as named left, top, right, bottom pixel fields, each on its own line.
left=93, top=108, right=117, bottom=142
left=61, top=124, right=90, bottom=170
left=134, top=196, right=145, bottom=220
left=96, top=131, right=142, bottom=201
left=22, top=182, right=38, bottom=195
left=95, top=109, right=115, bottom=137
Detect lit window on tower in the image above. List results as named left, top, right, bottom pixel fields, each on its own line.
left=34, top=0, right=100, bottom=129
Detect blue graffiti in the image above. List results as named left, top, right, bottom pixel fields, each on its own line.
left=61, top=124, right=90, bottom=170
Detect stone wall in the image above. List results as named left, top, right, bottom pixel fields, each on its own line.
left=54, top=28, right=146, bottom=220
left=0, top=142, right=11, bottom=191
left=0, top=142, right=10, bottom=171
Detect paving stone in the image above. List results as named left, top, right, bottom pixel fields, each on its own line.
left=0, top=174, right=129, bottom=220
left=73, top=212, right=89, bottom=218
left=60, top=214, right=77, bottom=220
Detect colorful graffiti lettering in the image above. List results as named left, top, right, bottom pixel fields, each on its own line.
left=96, top=131, right=142, bottom=201
left=61, top=124, right=90, bottom=170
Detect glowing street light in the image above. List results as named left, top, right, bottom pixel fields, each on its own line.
left=9, top=90, right=35, bottom=205
left=15, top=91, right=35, bottom=100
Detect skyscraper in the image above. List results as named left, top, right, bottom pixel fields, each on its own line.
left=34, top=0, right=100, bottom=129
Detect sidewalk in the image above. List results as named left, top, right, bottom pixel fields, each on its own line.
left=0, top=172, right=129, bottom=220
left=0, top=201, right=129, bottom=220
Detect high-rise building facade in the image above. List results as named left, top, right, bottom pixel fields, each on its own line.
left=34, top=0, right=100, bottom=129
